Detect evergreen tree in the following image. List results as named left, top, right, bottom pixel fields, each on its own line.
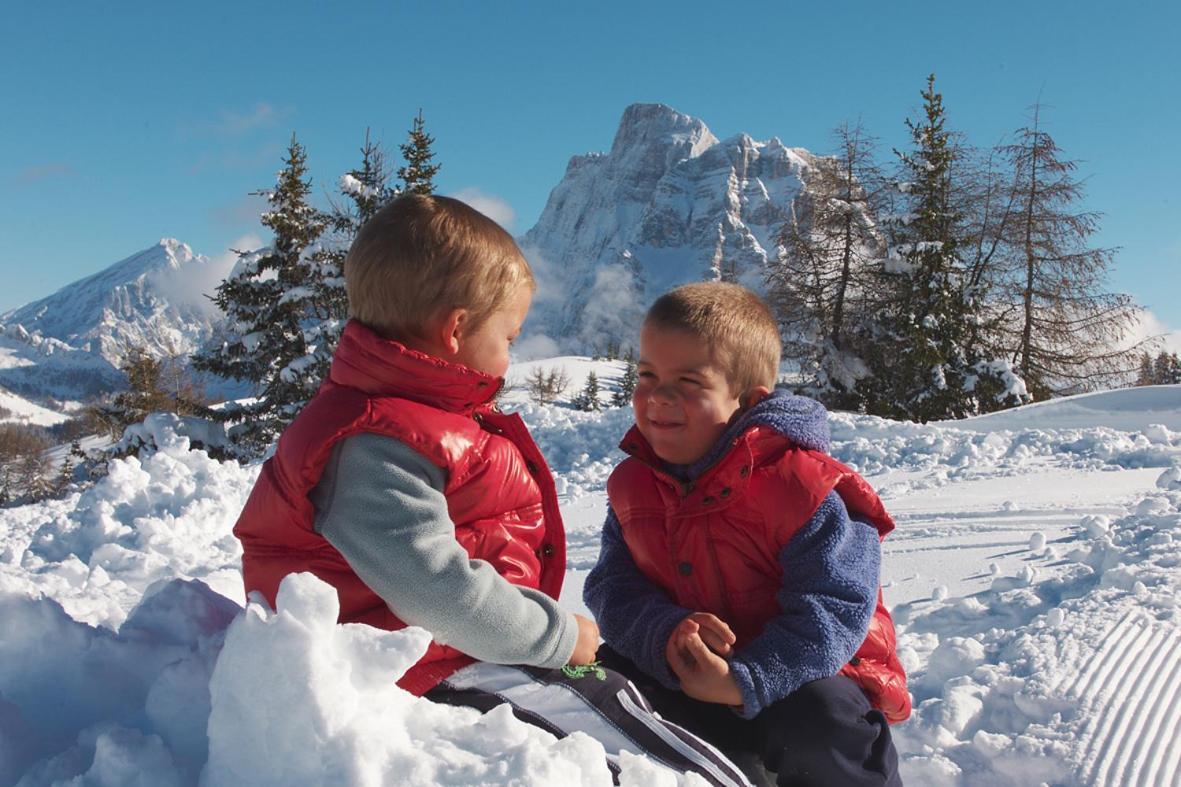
left=1136, top=353, right=1156, bottom=386
left=574, top=371, right=602, bottom=411
left=1152, top=351, right=1181, bottom=384
left=996, top=104, right=1143, bottom=397
left=397, top=110, right=440, bottom=195
left=612, top=358, right=638, bottom=407
left=767, top=121, right=885, bottom=410
left=306, top=132, right=401, bottom=390
left=89, top=347, right=207, bottom=439
left=193, top=135, right=327, bottom=455
left=862, top=75, right=1020, bottom=421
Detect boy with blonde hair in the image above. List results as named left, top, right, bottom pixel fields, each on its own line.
left=585, top=282, right=909, bottom=786
left=233, top=195, right=749, bottom=785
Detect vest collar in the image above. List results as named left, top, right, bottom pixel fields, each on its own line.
left=329, top=320, right=500, bottom=413
left=618, top=423, right=766, bottom=497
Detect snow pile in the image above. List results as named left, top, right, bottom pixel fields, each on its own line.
left=829, top=408, right=1180, bottom=486
left=205, top=572, right=680, bottom=787
left=2, top=423, right=254, bottom=628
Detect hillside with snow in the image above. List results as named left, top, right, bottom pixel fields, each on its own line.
left=519, top=103, right=823, bottom=353
left=1, top=359, right=1178, bottom=786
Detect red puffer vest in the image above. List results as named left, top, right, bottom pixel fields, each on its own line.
left=608, top=426, right=911, bottom=723
left=233, top=320, right=566, bottom=695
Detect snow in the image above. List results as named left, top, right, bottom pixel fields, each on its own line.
left=1, top=365, right=1179, bottom=785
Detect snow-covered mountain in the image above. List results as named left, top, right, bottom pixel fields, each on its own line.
left=0, top=239, right=222, bottom=405
left=520, top=103, right=819, bottom=352
left=1, top=238, right=220, bottom=367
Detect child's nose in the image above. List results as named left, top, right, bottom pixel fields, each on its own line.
left=649, top=383, right=678, bottom=404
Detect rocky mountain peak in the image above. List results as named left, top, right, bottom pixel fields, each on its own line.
left=519, top=104, right=820, bottom=353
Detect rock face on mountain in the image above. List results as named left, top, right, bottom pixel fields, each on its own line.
left=0, top=239, right=222, bottom=402
left=520, top=103, right=817, bottom=352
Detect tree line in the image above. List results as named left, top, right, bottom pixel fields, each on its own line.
left=768, top=75, right=1147, bottom=422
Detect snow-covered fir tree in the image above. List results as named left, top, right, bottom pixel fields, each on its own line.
left=398, top=110, right=440, bottom=195
left=862, top=75, right=1021, bottom=422
left=574, top=371, right=602, bottom=411
left=612, top=358, right=638, bottom=407
left=304, top=132, right=401, bottom=390
left=193, top=135, right=328, bottom=455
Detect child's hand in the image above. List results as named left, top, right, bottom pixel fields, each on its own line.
left=666, top=617, right=743, bottom=706
left=682, top=612, right=736, bottom=656
left=568, top=614, right=600, bottom=666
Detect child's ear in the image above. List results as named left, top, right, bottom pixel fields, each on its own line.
left=437, top=308, right=469, bottom=355
left=739, top=386, right=771, bottom=411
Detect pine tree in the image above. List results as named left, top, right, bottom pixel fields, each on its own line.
left=306, top=132, right=401, bottom=390
left=89, top=347, right=206, bottom=439
left=767, top=121, right=886, bottom=410
left=996, top=104, right=1143, bottom=397
left=193, top=135, right=328, bottom=455
left=862, top=75, right=1020, bottom=422
left=612, top=358, right=638, bottom=407
left=1136, top=353, right=1156, bottom=386
left=574, top=371, right=602, bottom=411
left=1153, top=351, right=1181, bottom=384
left=397, top=110, right=440, bottom=195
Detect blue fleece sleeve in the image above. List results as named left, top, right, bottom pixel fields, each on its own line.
left=728, top=491, right=879, bottom=718
left=583, top=507, right=692, bottom=688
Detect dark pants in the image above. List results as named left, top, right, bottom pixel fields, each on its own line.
left=597, top=645, right=902, bottom=787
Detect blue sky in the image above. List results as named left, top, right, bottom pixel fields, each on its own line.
left=2, top=0, right=1179, bottom=337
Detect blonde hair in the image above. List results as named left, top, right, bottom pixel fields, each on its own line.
left=645, top=282, right=781, bottom=393
left=345, top=194, right=534, bottom=341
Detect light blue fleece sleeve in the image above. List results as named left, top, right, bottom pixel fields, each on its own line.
left=728, top=491, right=879, bottom=718
left=311, top=432, right=577, bottom=669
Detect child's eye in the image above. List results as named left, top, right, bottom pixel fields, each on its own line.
left=680, top=377, right=703, bottom=386
left=638, top=371, right=656, bottom=379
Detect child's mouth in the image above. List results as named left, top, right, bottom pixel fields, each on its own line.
left=647, top=418, right=683, bottom=430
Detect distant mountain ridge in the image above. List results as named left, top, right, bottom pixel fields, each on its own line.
left=520, top=102, right=820, bottom=351
left=0, top=239, right=222, bottom=405
left=1, top=238, right=219, bottom=366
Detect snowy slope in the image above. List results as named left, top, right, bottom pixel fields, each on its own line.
left=1, top=375, right=1179, bottom=785
left=520, top=104, right=820, bottom=352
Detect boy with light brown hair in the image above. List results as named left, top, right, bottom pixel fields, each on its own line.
left=586, top=281, right=910, bottom=786
left=233, top=195, right=749, bottom=785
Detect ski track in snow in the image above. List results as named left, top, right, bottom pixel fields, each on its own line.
left=1068, top=613, right=1181, bottom=786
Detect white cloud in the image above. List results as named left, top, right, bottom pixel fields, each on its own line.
left=15, top=162, right=77, bottom=185
left=512, top=333, right=560, bottom=361
left=147, top=234, right=263, bottom=320
left=448, top=188, right=516, bottom=230
left=1129, top=309, right=1181, bottom=354
left=202, top=103, right=283, bottom=136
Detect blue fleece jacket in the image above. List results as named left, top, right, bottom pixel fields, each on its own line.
left=584, top=390, right=880, bottom=718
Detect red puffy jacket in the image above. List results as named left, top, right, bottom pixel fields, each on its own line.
left=233, top=320, right=566, bottom=695
left=609, top=425, right=911, bottom=723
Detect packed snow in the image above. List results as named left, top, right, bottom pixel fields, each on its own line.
left=1, top=364, right=1179, bottom=786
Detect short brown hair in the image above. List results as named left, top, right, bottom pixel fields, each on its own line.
left=645, top=282, right=781, bottom=392
left=345, top=194, right=534, bottom=341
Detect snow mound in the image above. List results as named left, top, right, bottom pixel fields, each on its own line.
left=3, top=419, right=255, bottom=628
left=204, top=572, right=685, bottom=787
